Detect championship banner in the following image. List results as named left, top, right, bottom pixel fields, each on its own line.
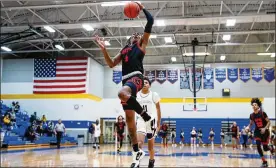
left=191, top=68, right=202, bottom=89
left=112, top=70, right=122, bottom=84
left=264, top=67, right=275, bottom=82
left=203, top=68, right=214, bottom=89
left=180, top=69, right=190, bottom=89
left=227, top=68, right=238, bottom=83
left=167, top=69, right=178, bottom=84
left=251, top=68, right=263, bottom=82
left=156, top=70, right=167, bottom=84
left=144, top=70, right=156, bottom=83
left=215, top=68, right=226, bottom=83
left=239, top=68, right=250, bottom=83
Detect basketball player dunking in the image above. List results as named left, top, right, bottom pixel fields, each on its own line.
left=246, top=98, right=274, bottom=167
left=95, top=3, right=154, bottom=167
left=136, top=77, right=161, bottom=168
left=114, top=115, right=126, bottom=153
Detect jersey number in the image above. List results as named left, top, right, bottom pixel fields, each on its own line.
left=142, top=105, right=148, bottom=113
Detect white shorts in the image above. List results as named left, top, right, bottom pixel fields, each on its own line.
left=94, top=132, right=100, bottom=138
left=136, top=118, right=157, bottom=139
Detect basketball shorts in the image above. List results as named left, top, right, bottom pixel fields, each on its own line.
left=191, top=135, right=196, bottom=138
left=94, top=132, right=100, bottom=138
left=117, top=132, right=124, bottom=141
left=232, top=134, right=238, bottom=139
left=221, top=135, right=225, bottom=139
left=180, top=135, right=184, bottom=139
left=136, top=117, right=157, bottom=140
left=209, top=135, right=214, bottom=138
left=254, top=129, right=270, bottom=145
left=121, top=74, right=144, bottom=110
left=171, top=134, right=175, bottom=139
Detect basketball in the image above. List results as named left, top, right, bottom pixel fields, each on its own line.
left=124, top=2, right=140, bottom=18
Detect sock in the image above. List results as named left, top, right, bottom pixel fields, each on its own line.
left=120, top=140, right=123, bottom=149
left=133, top=143, right=139, bottom=152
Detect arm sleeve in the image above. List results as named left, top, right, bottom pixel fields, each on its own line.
left=153, top=92, right=161, bottom=104
left=142, top=9, right=154, bottom=33
left=263, top=112, right=268, bottom=119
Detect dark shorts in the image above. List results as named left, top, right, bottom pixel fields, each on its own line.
left=117, top=133, right=124, bottom=141
left=232, top=134, right=238, bottom=139
left=209, top=135, right=214, bottom=138
left=180, top=135, right=184, bottom=139
left=121, top=74, right=144, bottom=110
left=221, top=135, right=225, bottom=139
left=160, top=132, right=168, bottom=138
left=191, top=135, right=196, bottom=138
left=254, top=129, right=270, bottom=145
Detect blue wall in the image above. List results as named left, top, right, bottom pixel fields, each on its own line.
left=51, top=120, right=94, bottom=128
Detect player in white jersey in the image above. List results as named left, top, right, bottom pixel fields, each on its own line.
left=136, top=77, right=161, bottom=168
left=93, top=119, right=101, bottom=149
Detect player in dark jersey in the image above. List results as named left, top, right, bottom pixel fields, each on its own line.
left=95, top=3, right=154, bottom=167
left=246, top=98, right=274, bottom=167
left=114, top=115, right=126, bottom=153
left=160, top=122, right=168, bottom=148
left=231, top=122, right=239, bottom=149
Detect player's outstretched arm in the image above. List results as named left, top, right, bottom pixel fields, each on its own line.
left=136, top=3, right=154, bottom=50
left=95, top=35, right=122, bottom=68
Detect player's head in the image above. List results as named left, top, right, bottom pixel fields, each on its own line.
left=142, top=76, right=151, bottom=91
left=117, top=115, right=124, bottom=122
left=127, top=32, right=141, bottom=45
left=96, top=119, right=99, bottom=125
left=210, top=128, right=213, bottom=131
left=251, top=98, right=262, bottom=111
left=233, top=122, right=237, bottom=126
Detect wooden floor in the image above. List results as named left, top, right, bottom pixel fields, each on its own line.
left=1, top=144, right=275, bottom=167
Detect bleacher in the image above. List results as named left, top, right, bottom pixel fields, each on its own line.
left=1, top=102, right=77, bottom=148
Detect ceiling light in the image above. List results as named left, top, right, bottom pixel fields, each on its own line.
left=101, top=1, right=141, bottom=7
left=183, top=52, right=210, bottom=56
left=126, top=36, right=131, bottom=39
left=104, top=41, right=111, bottom=46
left=44, top=26, right=56, bottom=33
left=55, top=44, right=64, bottom=51
left=156, top=20, right=165, bottom=26
left=150, top=35, right=157, bottom=38
left=271, top=53, right=275, bottom=57
left=82, top=24, right=94, bottom=31
left=220, top=55, right=226, bottom=61
left=226, top=19, right=236, bottom=26
left=164, top=37, right=172, bottom=43
left=1, top=46, right=12, bottom=52
left=257, top=53, right=273, bottom=56
left=222, top=35, right=231, bottom=41
left=171, top=57, right=177, bottom=62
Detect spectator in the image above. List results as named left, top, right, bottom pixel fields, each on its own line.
left=9, top=111, right=17, bottom=129
left=46, top=121, right=54, bottom=137
left=241, top=126, right=248, bottom=148
left=14, top=102, right=20, bottom=113
left=25, top=124, right=36, bottom=143
left=88, top=123, right=95, bottom=144
left=11, top=102, right=15, bottom=113
left=3, top=114, right=11, bottom=127
left=36, top=122, right=44, bottom=136
left=30, top=112, right=39, bottom=124
left=41, top=115, right=47, bottom=124
left=54, top=119, right=66, bottom=149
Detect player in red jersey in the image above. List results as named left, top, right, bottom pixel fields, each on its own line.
left=95, top=2, right=154, bottom=167
left=246, top=98, right=274, bottom=167
left=114, top=115, right=126, bottom=153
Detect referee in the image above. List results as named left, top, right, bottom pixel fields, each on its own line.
left=54, top=119, right=66, bottom=148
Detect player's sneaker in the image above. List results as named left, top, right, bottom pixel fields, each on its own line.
left=148, top=159, right=155, bottom=168
left=261, top=161, right=268, bottom=167
left=130, top=149, right=145, bottom=168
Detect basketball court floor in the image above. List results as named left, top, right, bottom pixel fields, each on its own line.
left=1, top=145, right=275, bottom=167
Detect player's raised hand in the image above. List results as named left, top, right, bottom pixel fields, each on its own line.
left=135, top=1, right=144, bottom=10
left=95, top=35, right=105, bottom=50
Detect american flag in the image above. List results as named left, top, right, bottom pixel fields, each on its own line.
left=33, top=57, right=88, bottom=94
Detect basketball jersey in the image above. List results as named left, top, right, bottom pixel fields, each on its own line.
left=250, top=111, right=268, bottom=130
left=94, top=124, right=101, bottom=135
left=136, top=91, right=160, bottom=120
left=232, top=126, right=238, bottom=135
left=198, top=130, right=202, bottom=137
left=120, top=42, right=145, bottom=76
left=220, top=132, right=225, bottom=137
left=181, top=132, right=184, bottom=137
left=209, top=131, right=215, bottom=135
left=191, top=130, right=196, bottom=135
left=115, top=121, right=126, bottom=134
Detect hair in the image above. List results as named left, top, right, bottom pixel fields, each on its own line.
left=126, top=32, right=141, bottom=46
left=143, top=76, right=151, bottom=86
left=117, top=115, right=124, bottom=121
left=251, top=97, right=262, bottom=107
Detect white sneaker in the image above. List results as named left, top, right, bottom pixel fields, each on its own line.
left=131, top=149, right=145, bottom=168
